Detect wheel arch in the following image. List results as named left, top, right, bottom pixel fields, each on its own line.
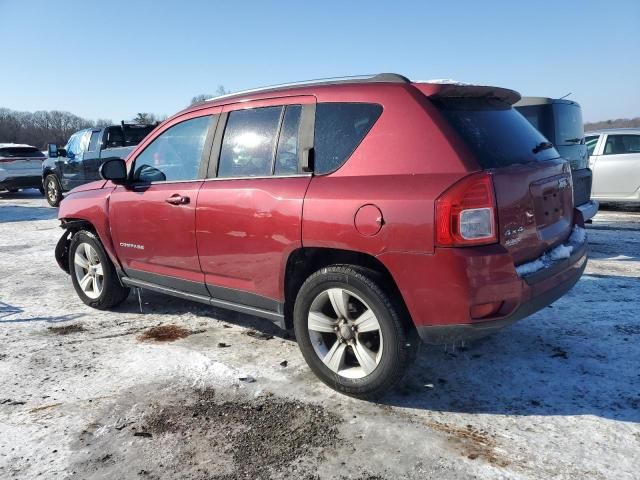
left=283, top=247, right=412, bottom=330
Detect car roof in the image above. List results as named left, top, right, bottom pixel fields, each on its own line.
left=515, top=96, right=581, bottom=108
left=585, top=128, right=640, bottom=135
left=174, top=73, right=520, bottom=119
left=0, top=143, right=37, bottom=149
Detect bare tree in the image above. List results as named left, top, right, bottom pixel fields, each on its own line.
left=190, top=85, right=230, bottom=105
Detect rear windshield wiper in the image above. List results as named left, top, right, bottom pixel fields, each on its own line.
left=564, top=138, right=582, bottom=143
left=532, top=141, right=554, bottom=154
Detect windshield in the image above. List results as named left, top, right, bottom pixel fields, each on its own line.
left=553, top=103, right=584, bottom=146
left=0, top=147, right=45, bottom=158
left=435, top=98, right=559, bottom=169
left=104, top=125, right=156, bottom=148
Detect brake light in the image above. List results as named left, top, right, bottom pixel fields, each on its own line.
left=435, top=172, right=498, bottom=247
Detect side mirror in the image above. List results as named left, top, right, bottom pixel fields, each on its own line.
left=99, top=158, right=128, bottom=185
left=47, top=143, right=58, bottom=158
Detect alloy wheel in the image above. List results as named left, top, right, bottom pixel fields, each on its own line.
left=307, top=288, right=383, bottom=379
left=73, top=243, right=104, bottom=299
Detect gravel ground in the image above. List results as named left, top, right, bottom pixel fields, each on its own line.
left=0, top=190, right=639, bottom=479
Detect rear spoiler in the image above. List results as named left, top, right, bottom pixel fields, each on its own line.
left=413, top=82, right=521, bottom=105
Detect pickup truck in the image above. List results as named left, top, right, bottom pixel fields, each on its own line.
left=42, top=123, right=156, bottom=206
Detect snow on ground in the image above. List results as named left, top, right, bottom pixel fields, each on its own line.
left=0, top=190, right=639, bottom=479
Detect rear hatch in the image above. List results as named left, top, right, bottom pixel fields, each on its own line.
left=426, top=87, right=574, bottom=265
left=0, top=146, right=46, bottom=173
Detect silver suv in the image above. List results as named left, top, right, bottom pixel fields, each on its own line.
left=586, top=129, right=640, bottom=203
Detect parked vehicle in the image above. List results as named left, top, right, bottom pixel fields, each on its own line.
left=42, top=123, right=156, bottom=206
left=515, top=97, right=598, bottom=221
left=584, top=128, right=640, bottom=202
left=54, top=74, right=588, bottom=398
left=0, top=143, right=46, bottom=193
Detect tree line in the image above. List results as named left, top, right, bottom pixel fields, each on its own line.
left=1, top=87, right=229, bottom=149
left=0, top=108, right=112, bottom=149
left=584, top=117, right=640, bottom=131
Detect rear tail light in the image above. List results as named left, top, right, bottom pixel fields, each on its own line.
left=435, top=172, right=498, bottom=247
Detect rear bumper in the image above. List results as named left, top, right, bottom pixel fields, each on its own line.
left=0, top=175, right=42, bottom=190
left=416, top=243, right=587, bottom=344
left=378, top=235, right=588, bottom=345
left=576, top=200, right=599, bottom=222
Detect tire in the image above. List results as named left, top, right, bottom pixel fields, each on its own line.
left=44, top=174, right=62, bottom=207
left=293, top=265, right=418, bottom=399
left=69, top=230, right=130, bottom=309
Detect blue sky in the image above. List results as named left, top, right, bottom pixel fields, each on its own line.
left=1, top=0, right=638, bottom=122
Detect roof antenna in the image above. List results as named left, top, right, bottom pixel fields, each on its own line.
left=559, top=92, right=572, bottom=99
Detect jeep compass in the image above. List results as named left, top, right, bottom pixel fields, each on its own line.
left=54, top=74, right=588, bottom=398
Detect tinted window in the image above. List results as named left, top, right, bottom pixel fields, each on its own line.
left=218, top=106, right=282, bottom=178
left=436, top=98, right=559, bottom=168
left=604, top=134, right=640, bottom=155
left=516, top=104, right=554, bottom=142
left=275, top=105, right=302, bottom=175
left=585, top=135, right=599, bottom=156
left=88, top=131, right=101, bottom=152
left=133, top=116, right=211, bottom=183
left=0, top=147, right=45, bottom=158
left=105, top=125, right=155, bottom=148
left=314, top=103, right=382, bottom=174
left=553, top=103, right=584, bottom=146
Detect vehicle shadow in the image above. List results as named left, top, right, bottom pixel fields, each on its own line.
left=0, top=301, right=84, bottom=324
left=112, top=290, right=288, bottom=339
left=109, top=276, right=640, bottom=424
left=381, top=275, right=640, bottom=423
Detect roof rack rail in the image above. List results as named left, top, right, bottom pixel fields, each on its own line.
left=205, top=73, right=410, bottom=102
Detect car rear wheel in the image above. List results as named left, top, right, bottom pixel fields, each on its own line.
left=293, top=265, right=418, bottom=399
left=44, top=174, right=62, bottom=207
left=69, top=230, right=130, bottom=309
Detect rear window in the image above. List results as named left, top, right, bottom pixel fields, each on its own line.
left=435, top=98, right=559, bottom=169
left=314, top=103, right=382, bottom=174
left=105, top=125, right=155, bottom=148
left=0, top=147, right=45, bottom=158
left=553, top=103, right=584, bottom=146
left=516, top=104, right=554, bottom=142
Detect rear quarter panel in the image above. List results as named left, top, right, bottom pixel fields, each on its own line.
left=303, top=84, right=475, bottom=255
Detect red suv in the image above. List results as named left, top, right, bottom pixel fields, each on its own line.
left=55, top=74, right=588, bottom=398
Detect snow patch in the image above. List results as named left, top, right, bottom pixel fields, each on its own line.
left=418, top=78, right=473, bottom=86
left=515, top=226, right=587, bottom=277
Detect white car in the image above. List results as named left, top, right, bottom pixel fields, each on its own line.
left=0, top=143, right=46, bottom=193
left=586, top=129, right=640, bottom=203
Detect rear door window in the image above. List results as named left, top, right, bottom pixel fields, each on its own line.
left=603, top=135, right=640, bottom=155
left=218, top=106, right=283, bottom=178
left=314, top=103, right=382, bottom=174
left=435, top=98, right=559, bottom=168
left=274, top=105, right=302, bottom=175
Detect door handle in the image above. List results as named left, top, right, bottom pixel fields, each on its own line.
left=165, top=194, right=190, bottom=205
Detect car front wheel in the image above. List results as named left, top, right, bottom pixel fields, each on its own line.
left=293, top=265, right=418, bottom=399
left=69, top=230, right=130, bottom=309
left=44, top=174, right=62, bottom=207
